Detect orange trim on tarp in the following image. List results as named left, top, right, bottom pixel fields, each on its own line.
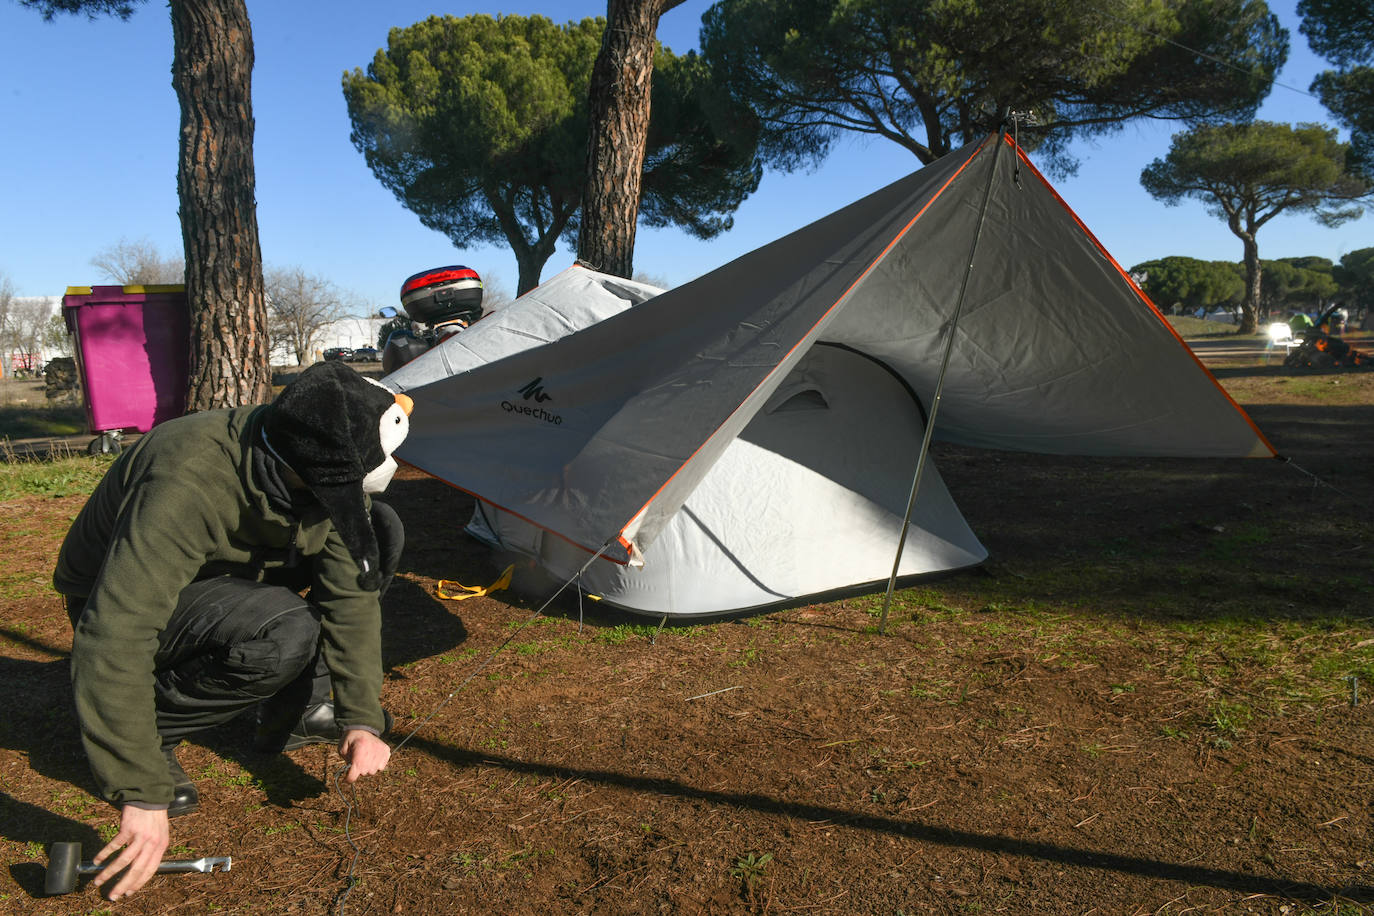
left=396, top=456, right=635, bottom=566
left=1003, top=136, right=1278, bottom=458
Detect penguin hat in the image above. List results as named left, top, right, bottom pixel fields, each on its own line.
left=263, top=361, right=414, bottom=590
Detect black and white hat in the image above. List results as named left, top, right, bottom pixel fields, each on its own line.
left=263, top=360, right=412, bottom=590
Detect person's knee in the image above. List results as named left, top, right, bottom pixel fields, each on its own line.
left=229, top=609, right=320, bottom=697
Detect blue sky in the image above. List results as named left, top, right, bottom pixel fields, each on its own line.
left=0, top=0, right=1367, bottom=310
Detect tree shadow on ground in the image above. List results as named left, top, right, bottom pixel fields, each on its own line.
left=400, top=733, right=1374, bottom=907
left=928, top=416, right=1373, bottom=627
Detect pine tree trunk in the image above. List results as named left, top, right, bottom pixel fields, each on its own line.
left=1239, top=233, right=1261, bottom=336
left=577, top=0, right=684, bottom=279
left=515, top=253, right=545, bottom=298
left=171, top=0, right=270, bottom=411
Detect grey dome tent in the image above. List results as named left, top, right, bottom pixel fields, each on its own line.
left=386, top=133, right=1274, bottom=618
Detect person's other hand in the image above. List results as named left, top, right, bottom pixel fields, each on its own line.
left=339, top=728, right=391, bottom=782
left=92, top=805, right=170, bottom=900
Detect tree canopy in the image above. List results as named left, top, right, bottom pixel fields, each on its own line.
left=1299, top=0, right=1374, bottom=177
left=1333, top=247, right=1374, bottom=311
left=1140, top=121, right=1371, bottom=333
left=343, top=14, right=760, bottom=293
left=18, top=0, right=137, bottom=18
left=699, top=0, right=1287, bottom=171
left=1130, top=256, right=1243, bottom=314
left=1258, top=257, right=1337, bottom=315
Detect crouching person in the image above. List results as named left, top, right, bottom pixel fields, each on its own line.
left=53, top=361, right=412, bottom=899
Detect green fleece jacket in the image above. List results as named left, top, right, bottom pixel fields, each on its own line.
left=53, top=406, right=386, bottom=808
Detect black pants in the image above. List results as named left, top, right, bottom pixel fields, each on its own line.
left=66, top=501, right=403, bottom=746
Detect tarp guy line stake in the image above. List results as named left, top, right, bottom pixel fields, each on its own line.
left=879, top=130, right=1007, bottom=634
left=1278, top=455, right=1370, bottom=506
left=333, top=535, right=619, bottom=914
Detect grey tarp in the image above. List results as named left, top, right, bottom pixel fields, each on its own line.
left=391, top=266, right=988, bottom=614
left=390, top=132, right=1273, bottom=614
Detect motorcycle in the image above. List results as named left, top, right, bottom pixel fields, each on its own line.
left=1283, top=307, right=1373, bottom=371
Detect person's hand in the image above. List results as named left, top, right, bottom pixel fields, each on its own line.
left=92, top=805, right=170, bottom=900
left=338, top=728, right=390, bottom=783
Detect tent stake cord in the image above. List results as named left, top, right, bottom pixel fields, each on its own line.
left=879, top=132, right=1007, bottom=634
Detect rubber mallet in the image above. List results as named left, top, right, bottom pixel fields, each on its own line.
left=44, top=841, right=232, bottom=895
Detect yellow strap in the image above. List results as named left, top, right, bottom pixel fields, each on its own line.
left=63, top=285, right=186, bottom=295
left=437, top=564, right=514, bottom=601
left=122, top=284, right=186, bottom=294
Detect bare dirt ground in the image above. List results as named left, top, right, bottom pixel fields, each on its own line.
left=1, top=338, right=1372, bottom=915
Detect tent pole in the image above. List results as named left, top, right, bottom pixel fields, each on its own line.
left=878, top=132, right=1008, bottom=634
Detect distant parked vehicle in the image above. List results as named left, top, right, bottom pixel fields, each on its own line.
left=348, top=346, right=380, bottom=362
left=322, top=347, right=352, bottom=361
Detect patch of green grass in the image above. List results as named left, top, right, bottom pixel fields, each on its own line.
left=504, top=615, right=561, bottom=632
left=1153, top=614, right=1374, bottom=706
left=909, top=680, right=955, bottom=701
left=500, top=845, right=549, bottom=870
left=729, top=851, right=773, bottom=888
left=1204, top=524, right=1276, bottom=562
left=0, top=403, right=87, bottom=439
left=903, top=589, right=967, bottom=618
left=191, top=760, right=264, bottom=791
left=0, top=572, right=53, bottom=604
left=221, top=770, right=264, bottom=790
left=1208, top=699, right=1253, bottom=738
left=731, top=646, right=759, bottom=668
left=1166, top=315, right=1250, bottom=338
left=594, top=623, right=658, bottom=644
left=1311, top=646, right=1374, bottom=684
left=1275, top=375, right=1374, bottom=404
left=513, top=636, right=578, bottom=655
left=49, top=788, right=96, bottom=819
left=0, top=454, right=109, bottom=501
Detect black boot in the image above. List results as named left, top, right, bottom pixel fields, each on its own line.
left=255, top=700, right=393, bottom=753
left=252, top=667, right=321, bottom=752
left=162, top=744, right=199, bottom=818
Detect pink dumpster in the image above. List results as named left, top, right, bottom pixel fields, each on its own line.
left=62, top=284, right=189, bottom=455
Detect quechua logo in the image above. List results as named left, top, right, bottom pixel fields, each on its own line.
left=518, top=378, right=552, bottom=402
left=502, top=377, right=562, bottom=425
